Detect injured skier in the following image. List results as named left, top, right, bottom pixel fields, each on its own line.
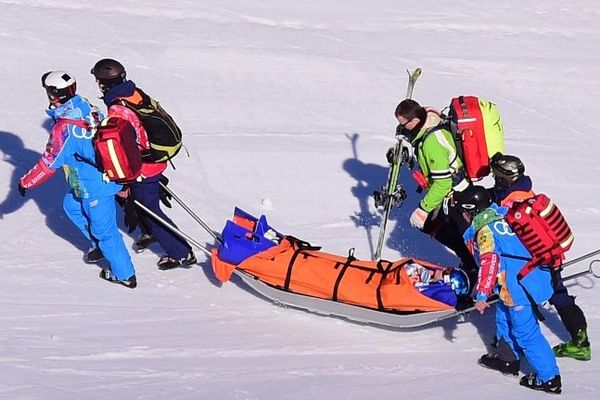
left=405, top=263, right=470, bottom=307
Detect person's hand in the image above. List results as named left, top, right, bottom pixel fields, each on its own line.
left=121, top=198, right=139, bottom=233
left=18, top=182, right=27, bottom=197
left=399, top=137, right=414, bottom=167
left=158, top=175, right=172, bottom=208
left=116, top=186, right=130, bottom=199
left=410, top=207, right=429, bottom=230
left=475, top=300, right=490, bottom=314
left=385, top=146, right=396, bottom=165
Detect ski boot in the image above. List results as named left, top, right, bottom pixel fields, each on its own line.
left=85, top=248, right=104, bottom=264
left=478, top=354, right=519, bottom=376
left=99, top=269, right=137, bottom=289
left=519, top=374, right=561, bottom=394
left=134, top=234, right=156, bottom=253
left=157, top=251, right=197, bottom=271
left=553, top=328, right=591, bottom=361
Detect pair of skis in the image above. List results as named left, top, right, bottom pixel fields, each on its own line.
left=373, top=67, right=422, bottom=261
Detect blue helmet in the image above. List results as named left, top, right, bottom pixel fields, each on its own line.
left=448, top=269, right=470, bottom=296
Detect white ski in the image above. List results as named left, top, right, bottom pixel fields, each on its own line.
left=373, top=67, right=422, bottom=260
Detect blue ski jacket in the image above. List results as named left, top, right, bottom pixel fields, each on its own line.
left=463, top=204, right=553, bottom=307
left=20, top=95, right=122, bottom=199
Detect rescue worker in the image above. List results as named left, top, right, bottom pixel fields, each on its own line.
left=490, top=153, right=591, bottom=361
left=453, top=185, right=561, bottom=394
left=394, top=99, right=477, bottom=289
left=90, top=58, right=196, bottom=270
left=20, top=71, right=137, bottom=288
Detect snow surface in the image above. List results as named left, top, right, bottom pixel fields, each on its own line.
left=1, top=1, right=599, bottom=399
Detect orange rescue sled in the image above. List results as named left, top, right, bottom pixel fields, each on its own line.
left=211, top=209, right=464, bottom=325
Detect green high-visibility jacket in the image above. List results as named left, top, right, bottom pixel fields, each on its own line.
left=411, top=112, right=463, bottom=213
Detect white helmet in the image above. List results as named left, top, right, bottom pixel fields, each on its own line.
left=41, top=71, right=77, bottom=105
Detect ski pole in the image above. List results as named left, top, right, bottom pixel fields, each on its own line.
left=159, top=181, right=222, bottom=243
left=133, top=200, right=212, bottom=257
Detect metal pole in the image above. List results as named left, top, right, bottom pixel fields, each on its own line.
left=561, top=248, right=600, bottom=269
left=159, top=182, right=222, bottom=242
left=438, top=248, right=600, bottom=323
left=133, top=200, right=212, bottom=257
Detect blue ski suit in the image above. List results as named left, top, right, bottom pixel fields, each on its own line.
left=464, top=204, right=559, bottom=382
left=20, top=95, right=136, bottom=280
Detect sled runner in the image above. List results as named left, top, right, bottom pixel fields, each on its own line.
left=233, top=269, right=459, bottom=329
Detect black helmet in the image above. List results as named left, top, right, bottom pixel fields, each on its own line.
left=41, top=71, right=77, bottom=105
left=90, top=58, right=126, bottom=92
left=452, top=185, right=492, bottom=220
left=490, top=152, right=525, bottom=187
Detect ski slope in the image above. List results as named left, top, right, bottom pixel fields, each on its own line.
left=1, top=1, right=599, bottom=399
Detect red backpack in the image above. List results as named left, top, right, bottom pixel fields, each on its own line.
left=448, top=96, right=505, bottom=181
left=63, top=116, right=142, bottom=183
left=93, top=117, right=143, bottom=182
left=504, top=193, right=574, bottom=279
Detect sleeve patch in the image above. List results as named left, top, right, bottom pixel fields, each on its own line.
left=477, top=226, right=495, bottom=254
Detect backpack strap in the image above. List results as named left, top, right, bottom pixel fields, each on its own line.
left=59, top=118, right=90, bottom=130
left=412, top=122, right=447, bottom=153
left=56, top=118, right=99, bottom=167
left=414, top=121, right=466, bottom=182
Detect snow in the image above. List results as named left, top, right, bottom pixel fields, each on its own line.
left=1, top=1, right=599, bottom=398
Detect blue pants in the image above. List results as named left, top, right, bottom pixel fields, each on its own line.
left=130, top=175, right=191, bottom=259
left=496, top=302, right=559, bottom=382
left=62, top=192, right=97, bottom=250
left=63, top=191, right=135, bottom=280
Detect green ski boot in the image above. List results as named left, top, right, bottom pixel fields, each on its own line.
left=553, top=329, right=591, bottom=361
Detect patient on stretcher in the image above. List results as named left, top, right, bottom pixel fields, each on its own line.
left=405, top=263, right=470, bottom=307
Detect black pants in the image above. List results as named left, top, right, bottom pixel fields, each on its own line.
left=549, top=270, right=587, bottom=340
left=423, top=204, right=478, bottom=284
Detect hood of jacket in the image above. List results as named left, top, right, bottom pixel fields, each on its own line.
left=411, top=109, right=444, bottom=144
left=463, top=203, right=508, bottom=242
left=103, top=80, right=137, bottom=105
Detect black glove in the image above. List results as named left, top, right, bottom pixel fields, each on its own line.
left=395, top=123, right=404, bottom=136
left=117, top=196, right=139, bottom=233
left=385, top=146, right=396, bottom=165
left=158, top=175, right=172, bottom=208
left=18, top=182, right=27, bottom=197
